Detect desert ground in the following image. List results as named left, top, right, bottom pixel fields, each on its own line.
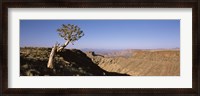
left=20, top=47, right=180, bottom=76
left=86, top=49, right=180, bottom=76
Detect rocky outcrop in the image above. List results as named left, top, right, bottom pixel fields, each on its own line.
left=20, top=47, right=129, bottom=76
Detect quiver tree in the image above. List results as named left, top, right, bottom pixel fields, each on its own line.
left=47, top=24, right=84, bottom=69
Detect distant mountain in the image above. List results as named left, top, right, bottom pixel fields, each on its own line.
left=82, top=48, right=180, bottom=58
left=81, top=48, right=136, bottom=57
left=81, top=48, right=121, bottom=54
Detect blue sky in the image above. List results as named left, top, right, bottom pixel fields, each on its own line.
left=20, top=20, right=180, bottom=49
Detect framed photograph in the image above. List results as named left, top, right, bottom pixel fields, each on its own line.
left=1, top=0, right=199, bottom=95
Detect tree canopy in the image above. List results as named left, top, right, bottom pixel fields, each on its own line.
left=57, top=24, right=84, bottom=44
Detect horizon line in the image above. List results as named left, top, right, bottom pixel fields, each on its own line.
left=20, top=46, right=180, bottom=50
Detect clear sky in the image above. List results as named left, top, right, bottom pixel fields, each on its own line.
left=20, top=20, right=180, bottom=49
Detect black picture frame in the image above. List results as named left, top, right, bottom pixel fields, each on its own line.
left=1, top=0, right=199, bottom=96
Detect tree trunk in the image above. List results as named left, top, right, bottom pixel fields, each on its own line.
left=47, top=40, right=70, bottom=69
left=47, top=44, right=58, bottom=69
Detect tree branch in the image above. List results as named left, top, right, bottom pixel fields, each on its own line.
left=57, top=40, right=70, bottom=52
